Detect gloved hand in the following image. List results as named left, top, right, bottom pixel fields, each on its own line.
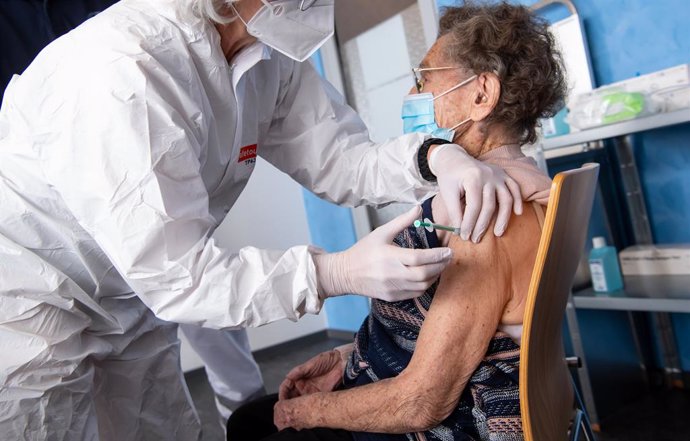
left=313, top=206, right=452, bottom=301
left=430, top=144, right=523, bottom=243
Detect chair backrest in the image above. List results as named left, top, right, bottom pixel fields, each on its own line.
left=520, top=163, right=600, bottom=441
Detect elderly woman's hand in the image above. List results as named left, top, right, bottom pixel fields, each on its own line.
left=274, top=398, right=300, bottom=430
left=278, top=349, right=346, bottom=400
left=431, top=144, right=523, bottom=242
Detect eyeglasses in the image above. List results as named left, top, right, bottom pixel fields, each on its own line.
left=299, top=0, right=317, bottom=10
left=411, top=66, right=463, bottom=93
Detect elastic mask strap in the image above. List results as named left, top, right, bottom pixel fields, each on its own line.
left=230, top=2, right=249, bottom=26
left=449, top=117, right=472, bottom=131
left=433, top=75, right=478, bottom=101
left=231, top=0, right=274, bottom=26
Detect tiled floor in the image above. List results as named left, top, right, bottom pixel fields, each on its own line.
left=185, top=333, right=690, bottom=441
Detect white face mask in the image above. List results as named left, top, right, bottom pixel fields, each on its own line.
left=232, top=0, right=335, bottom=62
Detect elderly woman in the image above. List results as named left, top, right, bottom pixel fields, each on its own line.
left=227, top=2, right=566, bottom=441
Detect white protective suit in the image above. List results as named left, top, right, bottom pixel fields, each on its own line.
left=0, top=0, right=437, bottom=439
left=179, top=324, right=265, bottom=427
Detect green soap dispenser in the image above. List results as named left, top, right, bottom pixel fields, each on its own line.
left=588, top=237, right=624, bottom=293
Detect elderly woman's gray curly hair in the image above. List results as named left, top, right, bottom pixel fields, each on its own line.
left=186, top=0, right=239, bottom=24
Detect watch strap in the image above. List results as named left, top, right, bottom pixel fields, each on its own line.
left=417, top=138, right=452, bottom=183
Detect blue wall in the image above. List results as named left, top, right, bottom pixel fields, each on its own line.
left=301, top=190, right=371, bottom=332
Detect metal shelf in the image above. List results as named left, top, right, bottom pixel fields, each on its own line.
left=572, top=275, right=690, bottom=313
left=541, top=108, right=690, bottom=151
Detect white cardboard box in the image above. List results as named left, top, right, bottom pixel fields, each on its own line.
left=620, top=244, right=690, bottom=276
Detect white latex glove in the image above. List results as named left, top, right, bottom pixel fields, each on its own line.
left=313, top=206, right=452, bottom=302
left=430, top=144, right=523, bottom=243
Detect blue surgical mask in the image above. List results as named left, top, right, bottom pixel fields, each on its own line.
left=401, top=74, right=478, bottom=141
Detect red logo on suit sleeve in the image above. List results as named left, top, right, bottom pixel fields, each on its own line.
left=238, top=144, right=257, bottom=163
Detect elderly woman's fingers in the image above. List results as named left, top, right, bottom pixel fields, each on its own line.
left=283, top=357, right=321, bottom=391
left=273, top=401, right=291, bottom=430
left=278, top=378, right=296, bottom=400
left=284, top=361, right=310, bottom=382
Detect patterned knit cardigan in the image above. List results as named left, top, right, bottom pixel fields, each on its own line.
left=342, top=198, right=523, bottom=441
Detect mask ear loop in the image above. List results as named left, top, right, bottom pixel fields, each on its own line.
left=448, top=117, right=472, bottom=131
left=229, top=2, right=248, bottom=26
left=260, top=0, right=277, bottom=14
left=434, top=74, right=478, bottom=133
left=230, top=0, right=274, bottom=26
left=432, top=74, right=478, bottom=101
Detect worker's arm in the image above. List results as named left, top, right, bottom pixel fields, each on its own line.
left=273, top=222, right=524, bottom=433
left=258, top=57, right=434, bottom=208
left=35, top=43, right=322, bottom=329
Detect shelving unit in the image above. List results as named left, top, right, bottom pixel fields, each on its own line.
left=541, top=108, right=690, bottom=150
left=542, top=108, right=690, bottom=428
left=573, top=275, right=690, bottom=313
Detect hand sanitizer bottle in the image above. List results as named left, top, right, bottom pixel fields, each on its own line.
left=589, top=237, right=624, bottom=293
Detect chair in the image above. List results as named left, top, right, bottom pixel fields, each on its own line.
left=520, top=163, right=600, bottom=441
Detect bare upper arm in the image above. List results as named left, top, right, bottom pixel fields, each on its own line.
left=398, top=224, right=510, bottom=418
left=397, top=208, right=543, bottom=419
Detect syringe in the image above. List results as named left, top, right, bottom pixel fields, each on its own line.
left=413, top=218, right=460, bottom=235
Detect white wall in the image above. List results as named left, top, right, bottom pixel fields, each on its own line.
left=339, top=6, right=433, bottom=229
left=180, top=158, right=327, bottom=371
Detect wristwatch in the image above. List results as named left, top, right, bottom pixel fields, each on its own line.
left=417, top=138, right=452, bottom=183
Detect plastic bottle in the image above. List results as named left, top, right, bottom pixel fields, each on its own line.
left=588, top=237, right=624, bottom=293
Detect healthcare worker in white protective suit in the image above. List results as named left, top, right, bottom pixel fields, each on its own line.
left=0, top=0, right=525, bottom=439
